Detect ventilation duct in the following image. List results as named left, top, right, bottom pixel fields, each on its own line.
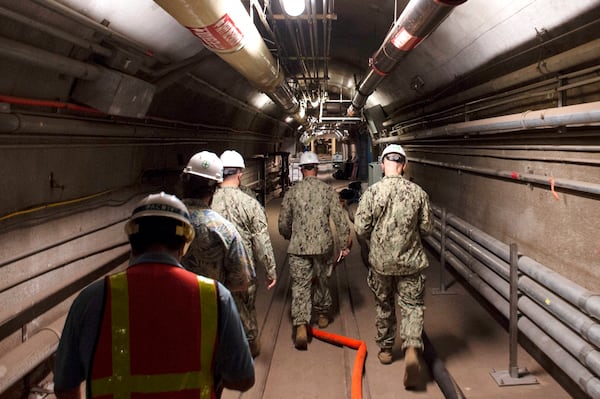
left=348, top=0, right=466, bottom=116
left=155, top=0, right=305, bottom=123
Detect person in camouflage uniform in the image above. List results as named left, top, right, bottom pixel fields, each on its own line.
left=180, top=151, right=253, bottom=293
left=212, top=150, right=277, bottom=357
left=278, top=151, right=351, bottom=350
left=354, top=144, right=433, bottom=389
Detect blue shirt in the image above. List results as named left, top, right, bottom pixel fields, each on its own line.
left=53, top=252, right=254, bottom=396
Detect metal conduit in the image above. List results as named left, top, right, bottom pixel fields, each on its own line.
left=0, top=113, right=273, bottom=142
left=519, top=256, right=600, bottom=322
left=0, top=249, right=130, bottom=395
left=31, top=0, right=170, bottom=66
left=0, top=316, right=65, bottom=394
left=0, top=36, right=102, bottom=81
left=0, top=246, right=129, bottom=331
left=443, top=224, right=600, bottom=348
left=347, top=0, right=466, bottom=115
left=0, top=5, right=113, bottom=58
left=391, top=70, right=600, bottom=134
left=519, top=277, right=600, bottom=348
left=518, top=317, right=600, bottom=399
left=384, top=38, right=600, bottom=126
left=411, top=144, right=600, bottom=152
left=426, top=230, right=600, bottom=398
left=427, top=207, right=600, bottom=397
left=441, top=226, right=600, bottom=376
left=426, top=233, right=510, bottom=318
left=185, top=73, right=288, bottom=128
left=404, top=147, right=600, bottom=167
left=438, top=208, right=600, bottom=320
left=377, top=100, right=600, bottom=144
left=519, top=296, right=600, bottom=377
left=444, top=236, right=509, bottom=298
left=411, top=156, right=600, bottom=196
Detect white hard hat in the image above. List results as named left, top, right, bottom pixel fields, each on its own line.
left=124, top=192, right=195, bottom=249
left=299, top=151, right=319, bottom=166
left=183, top=151, right=223, bottom=182
left=220, top=150, right=245, bottom=169
left=381, top=144, right=406, bottom=159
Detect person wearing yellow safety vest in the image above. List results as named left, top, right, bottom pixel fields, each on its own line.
left=53, top=192, right=255, bottom=399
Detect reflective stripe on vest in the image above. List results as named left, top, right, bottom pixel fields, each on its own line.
left=91, top=265, right=218, bottom=399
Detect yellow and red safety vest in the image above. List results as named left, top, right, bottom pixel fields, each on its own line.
left=90, top=263, right=218, bottom=399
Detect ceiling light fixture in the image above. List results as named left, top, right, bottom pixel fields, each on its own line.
left=282, top=0, right=305, bottom=17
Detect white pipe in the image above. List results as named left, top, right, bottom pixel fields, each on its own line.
left=377, top=101, right=600, bottom=143
left=155, top=0, right=302, bottom=119
left=384, top=39, right=600, bottom=126
left=0, top=316, right=65, bottom=393
left=426, top=233, right=600, bottom=398
left=348, top=0, right=466, bottom=114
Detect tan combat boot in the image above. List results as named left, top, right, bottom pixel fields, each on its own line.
left=403, top=346, right=421, bottom=389
left=377, top=348, right=393, bottom=365
left=295, top=324, right=308, bottom=350
left=317, top=314, right=329, bottom=328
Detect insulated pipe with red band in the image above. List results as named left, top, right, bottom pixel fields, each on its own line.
left=155, top=0, right=302, bottom=121
left=348, top=0, right=467, bottom=114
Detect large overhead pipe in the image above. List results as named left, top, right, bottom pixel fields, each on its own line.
left=347, top=0, right=466, bottom=116
left=154, top=0, right=305, bottom=124
left=377, top=100, right=600, bottom=143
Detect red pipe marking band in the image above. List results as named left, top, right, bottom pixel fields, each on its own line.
left=370, top=63, right=388, bottom=77
left=309, top=326, right=367, bottom=399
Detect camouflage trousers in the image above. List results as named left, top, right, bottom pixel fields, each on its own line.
left=289, top=253, right=331, bottom=326
left=232, top=282, right=258, bottom=342
left=367, top=268, right=425, bottom=350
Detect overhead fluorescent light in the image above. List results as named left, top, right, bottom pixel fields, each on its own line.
left=282, top=0, right=305, bottom=16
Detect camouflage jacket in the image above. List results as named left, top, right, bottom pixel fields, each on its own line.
left=239, top=184, right=259, bottom=202
left=354, top=175, right=433, bottom=275
left=182, top=199, right=253, bottom=290
left=278, top=176, right=350, bottom=256
left=212, top=187, right=277, bottom=281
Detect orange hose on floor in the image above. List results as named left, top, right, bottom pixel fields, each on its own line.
left=308, top=326, right=367, bottom=399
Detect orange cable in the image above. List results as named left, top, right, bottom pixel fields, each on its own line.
left=308, top=325, right=367, bottom=399
left=549, top=177, right=560, bottom=200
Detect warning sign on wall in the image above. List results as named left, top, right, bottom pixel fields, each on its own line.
left=188, top=14, right=244, bottom=52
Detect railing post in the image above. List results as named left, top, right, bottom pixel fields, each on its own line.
left=432, top=208, right=455, bottom=296
left=490, top=243, right=538, bottom=386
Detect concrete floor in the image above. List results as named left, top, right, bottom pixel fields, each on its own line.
left=222, top=172, right=578, bottom=399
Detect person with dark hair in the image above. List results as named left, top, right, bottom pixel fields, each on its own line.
left=212, top=150, right=277, bottom=358
left=180, top=151, right=253, bottom=292
left=354, top=144, right=433, bottom=390
left=278, top=151, right=351, bottom=350
left=53, top=192, right=255, bottom=399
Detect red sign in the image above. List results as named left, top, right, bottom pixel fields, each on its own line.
left=390, top=27, right=422, bottom=51
left=188, top=14, right=244, bottom=52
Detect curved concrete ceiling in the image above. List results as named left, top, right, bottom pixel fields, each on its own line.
left=4, top=0, right=600, bottom=136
